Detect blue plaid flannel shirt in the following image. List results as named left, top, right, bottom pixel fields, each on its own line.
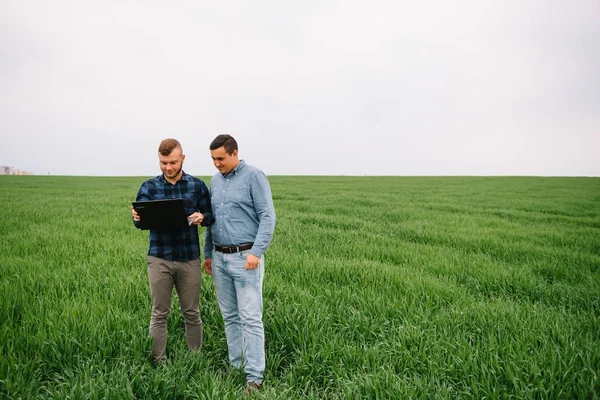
left=134, top=172, right=214, bottom=261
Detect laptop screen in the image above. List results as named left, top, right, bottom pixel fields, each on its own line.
left=132, top=198, right=190, bottom=230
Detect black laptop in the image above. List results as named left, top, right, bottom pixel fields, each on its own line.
left=132, top=198, right=190, bottom=230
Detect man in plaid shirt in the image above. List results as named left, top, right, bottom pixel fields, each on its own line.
left=131, top=138, right=214, bottom=365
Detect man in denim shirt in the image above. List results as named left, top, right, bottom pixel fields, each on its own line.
left=203, top=134, right=276, bottom=392
left=132, top=138, right=214, bottom=365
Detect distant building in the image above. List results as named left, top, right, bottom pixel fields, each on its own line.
left=0, top=166, right=33, bottom=175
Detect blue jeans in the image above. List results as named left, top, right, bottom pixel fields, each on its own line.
left=212, top=250, right=265, bottom=384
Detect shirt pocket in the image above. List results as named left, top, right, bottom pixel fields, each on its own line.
left=182, top=191, right=197, bottom=213
left=229, top=184, right=252, bottom=205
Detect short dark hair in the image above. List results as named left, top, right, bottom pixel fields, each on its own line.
left=158, top=138, right=182, bottom=156
left=210, top=134, right=238, bottom=155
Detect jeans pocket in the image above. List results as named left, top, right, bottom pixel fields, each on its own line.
left=239, top=250, right=249, bottom=260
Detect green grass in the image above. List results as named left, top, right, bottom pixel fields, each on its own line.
left=1, top=175, right=599, bottom=399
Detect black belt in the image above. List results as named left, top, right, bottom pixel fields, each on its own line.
left=214, top=243, right=253, bottom=254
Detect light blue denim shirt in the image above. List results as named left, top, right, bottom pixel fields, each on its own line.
left=204, top=160, right=276, bottom=259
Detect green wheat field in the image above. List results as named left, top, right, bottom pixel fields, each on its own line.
left=1, top=175, right=599, bottom=399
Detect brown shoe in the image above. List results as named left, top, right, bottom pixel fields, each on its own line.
left=245, top=381, right=261, bottom=394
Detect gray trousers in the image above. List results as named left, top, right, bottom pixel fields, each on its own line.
left=147, top=255, right=203, bottom=363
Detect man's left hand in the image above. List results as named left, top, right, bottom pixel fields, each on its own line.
left=245, top=253, right=260, bottom=270
left=187, top=212, right=204, bottom=226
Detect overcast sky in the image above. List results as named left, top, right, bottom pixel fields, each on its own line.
left=1, top=0, right=599, bottom=176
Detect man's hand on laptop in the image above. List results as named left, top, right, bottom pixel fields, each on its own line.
left=131, top=206, right=140, bottom=222
left=187, top=212, right=204, bottom=226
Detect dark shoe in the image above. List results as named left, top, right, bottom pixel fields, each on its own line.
left=152, top=358, right=167, bottom=368
left=245, top=381, right=261, bottom=394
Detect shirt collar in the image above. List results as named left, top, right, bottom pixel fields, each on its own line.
left=222, top=160, right=246, bottom=178
left=159, top=171, right=189, bottom=184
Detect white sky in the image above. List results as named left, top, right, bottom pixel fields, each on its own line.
left=1, top=0, right=599, bottom=176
